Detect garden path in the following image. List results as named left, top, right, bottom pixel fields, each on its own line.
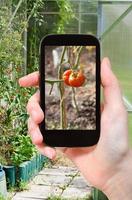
left=11, top=166, right=92, bottom=200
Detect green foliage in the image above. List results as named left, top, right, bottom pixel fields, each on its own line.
left=0, top=195, right=5, bottom=200
left=0, top=77, right=36, bottom=165
left=0, top=0, right=74, bottom=167
left=0, top=194, right=12, bottom=200
left=0, top=3, right=36, bottom=166
left=16, top=180, right=29, bottom=191
left=0, top=6, right=23, bottom=75
left=56, top=0, right=75, bottom=33
left=92, top=188, right=108, bottom=200
left=47, top=197, right=65, bottom=200
left=27, top=0, right=44, bottom=18
left=27, top=0, right=74, bottom=73
left=11, top=135, right=36, bottom=166
left=47, top=195, right=93, bottom=200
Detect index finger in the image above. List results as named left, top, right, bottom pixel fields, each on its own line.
left=18, top=71, right=39, bottom=87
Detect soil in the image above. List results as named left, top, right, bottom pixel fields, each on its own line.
left=45, top=83, right=96, bottom=130
left=45, top=46, right=96, bottom=130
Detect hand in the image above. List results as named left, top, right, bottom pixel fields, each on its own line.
left=19, top=58, right=131, bottom=199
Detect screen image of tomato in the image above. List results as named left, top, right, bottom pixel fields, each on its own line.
left=45, top=46, right=96, bottom=130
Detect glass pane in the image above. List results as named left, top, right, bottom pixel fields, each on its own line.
left=81, top=14, right=97, bottom=34
left=43, top=1, right=59, bottom=12
left=98, top=1, right=132, bottom=145
left=98, top=3, right=132, bottom=105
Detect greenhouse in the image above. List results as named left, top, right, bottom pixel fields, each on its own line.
left=0, top=0, right=132, bottom=199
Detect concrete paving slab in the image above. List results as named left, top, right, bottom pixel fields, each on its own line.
left=12, top=166, right=92, bottom=200
left=33, top=174, right=71, bottom=186
left=13, top=185, right=61, bottom=199
left=62, top=186, right=91, bottom=198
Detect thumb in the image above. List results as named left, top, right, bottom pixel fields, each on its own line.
left=101, top=57, right=124, bottom=109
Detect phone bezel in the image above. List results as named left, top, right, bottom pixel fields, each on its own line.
left=39, top=34, right=100, bottom=147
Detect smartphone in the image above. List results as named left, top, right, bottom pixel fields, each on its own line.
left=39, top=34, right=100, bottom=147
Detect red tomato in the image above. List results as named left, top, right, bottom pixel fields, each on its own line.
left=69, top=71, right=85, bottom=87
left=62, top=69, right=72, bottom=86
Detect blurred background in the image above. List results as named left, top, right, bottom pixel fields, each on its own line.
left=0, top=0, right=132, bottom=199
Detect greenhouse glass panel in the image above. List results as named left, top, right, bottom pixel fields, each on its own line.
left=41, top=0, right=98, bottom=34
left=98, top=1, right=132, bottom=107
left=98, top=0, right=132, bottom=144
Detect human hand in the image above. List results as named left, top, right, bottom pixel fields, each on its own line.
left=19, top=58, right=131, bottom=199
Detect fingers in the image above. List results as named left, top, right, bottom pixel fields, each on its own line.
left=19, top=71, right=56, bottom=159
left=101, top=57, right=124, bottom=109
left=36, top=144, right=56, bottom=160
left=27, top=90, right=56, bottom=159
left=28, top=117, right=56, bottom=159
left=19, top=71, right=39, bottom=87
left=28, top=117, right=43, bottom=145
left=27, top=90, right=44, bottom=124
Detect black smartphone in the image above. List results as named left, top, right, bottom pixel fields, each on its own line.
left=39, top=34, right=100, bottom=147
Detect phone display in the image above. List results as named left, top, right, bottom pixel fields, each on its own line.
left=39, top=34, right=100, bottom=147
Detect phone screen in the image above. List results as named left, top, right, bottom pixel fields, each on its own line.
left=45, top=45, right=96, bottom=130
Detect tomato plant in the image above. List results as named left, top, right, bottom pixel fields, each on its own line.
left=69, top=70, right=85, bottom=87
left=63, top=69, right=85, bottom=87
left=62, top=69, right=72, bottom=86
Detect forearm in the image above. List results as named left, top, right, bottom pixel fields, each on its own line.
left=103, top=149, right=132, bottom=200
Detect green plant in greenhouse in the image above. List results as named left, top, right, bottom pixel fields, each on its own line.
left=0, top=82, right=36, bottom=166
left=56, top=0, right=75, bottom=34
left=0, top=0, right=74, bottom=166
left=11, top=135, right=36, bottom=166
left=27, top=0, right=74, bottom=73
left=0, top=3, right=36, bottom=166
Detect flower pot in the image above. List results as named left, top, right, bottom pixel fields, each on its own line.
left=28, top=160, right=32, bottom=180
left=3, top=166, right=16, bottom=187
left=18, top=162, right=28, bottom=183
left=0, top=167, right=7, bottom=198
left=36, top=154, right=40, bottom=173
left=31, top=156, right=36, bottom=177
left=41, top=155, right=49, bottom=166
left=25, top=161, right=30, bottom=181
left=37, top=154, right=41, bottom=172
left=92, top=188, right=109, bottom=200
left=33, top=155, right=37, bottom=176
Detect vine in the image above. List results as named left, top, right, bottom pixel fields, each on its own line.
left=58, top=46, right=67, bottom=129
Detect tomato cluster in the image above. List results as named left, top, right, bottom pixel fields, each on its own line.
left=63, top=69, right=85, bottom=87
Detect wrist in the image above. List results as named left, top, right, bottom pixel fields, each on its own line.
left=102, top=149, right=132, bottom=200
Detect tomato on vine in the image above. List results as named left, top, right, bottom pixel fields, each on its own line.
left=62, top=69, right=72, bottom=86
left=63, top=69, right=85, bottom=87
left=69, top=70, right=85, bottom=87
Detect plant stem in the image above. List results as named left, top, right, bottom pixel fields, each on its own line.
left=74, top=46, right=83, bottom=68
left=58, top=46, right=67, bottom=129
left=72, top=87, right=79, bottom=113
left=45, top=79, right=63, bottom=95
left=49, top=84, right=54, bottom=95
left=71, top=46, right=83, bottom=113
left=45, top=79, right=63, bottom=84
